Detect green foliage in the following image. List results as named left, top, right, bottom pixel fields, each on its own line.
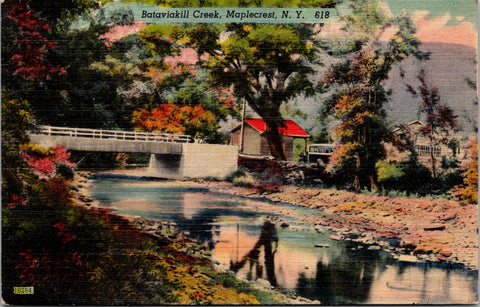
left=28, top=0, right=98, bottom=28
left=1, top=95, right=34, bottom=203
left=2, top=200, right=178, bottom=304
left=333, top=163, right=361, bottom=191
left=293, top=138, right=307, bottom=161
left=310, top=129, right=333, bottom=144
left=389, top=154, right=431, bottom=193
left=376, top=161, right=404, bottom=182
left=115, top=0, right=332, bottom=7
left=440, top=155, right=460, bottom=170
left=1, top=95, right=32, bottom=152
left=376, top=153, right=463, bottom=196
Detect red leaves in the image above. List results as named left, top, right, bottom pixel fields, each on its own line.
left=53, top=145, right=76, bottom=167
left=54, top=220, right=73, bottom=243
left=7, top=194, right=27, bottom=207
left=14, top=145, right=75, bottom=206
left=187, top=265, right=198, bottom=275
left=25, top=155, right=56, bottom=180
left=20, top=145, right=75, bottom=181
left=410, top=69, right=458, bottom=143
left=20, top=148, right=55, bottom=180
left=222, top=95, right=235, bottom=108
left=190, top=290, right=209, bottom=302
left=16, top=249, right=40, bottom=283
left=17, top=248, right=82, bottom=284
left=5, top=0, right=65, bottom=80
left=15, top=219, right=83, bottom=285
left=54, top=221, right=67, bottom=231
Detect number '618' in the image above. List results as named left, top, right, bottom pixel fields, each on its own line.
left=315, top=11, right=329, bottom=18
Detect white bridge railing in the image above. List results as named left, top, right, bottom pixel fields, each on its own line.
left=35, top=125, right=193, bottom=143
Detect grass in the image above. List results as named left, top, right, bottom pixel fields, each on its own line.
left=358, top=187, right=455, bottom=200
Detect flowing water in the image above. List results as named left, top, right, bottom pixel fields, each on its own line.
left=90, top=177, right=478, bottom=305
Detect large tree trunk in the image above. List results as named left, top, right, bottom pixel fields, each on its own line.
left=264, top=120, right=287, bottom=160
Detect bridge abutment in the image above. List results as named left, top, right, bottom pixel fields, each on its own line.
left=147, top=154, right=184, bottom=179
left=147, top=144, right=239, bottom=179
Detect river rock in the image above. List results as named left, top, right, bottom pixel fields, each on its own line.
left=424, top=225, right=446, bottom=231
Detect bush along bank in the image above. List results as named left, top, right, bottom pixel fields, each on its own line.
left=2, top=146, right=284, bottom=305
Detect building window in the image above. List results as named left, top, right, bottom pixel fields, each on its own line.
left=415, top=145, right=441, bottom=157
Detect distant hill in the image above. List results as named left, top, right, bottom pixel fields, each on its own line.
left=287, top=42, right=478, bottom=138
left=384, top=42, right=477, bottom=134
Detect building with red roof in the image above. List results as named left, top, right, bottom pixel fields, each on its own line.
left=230, top=118, right=309, bottom=161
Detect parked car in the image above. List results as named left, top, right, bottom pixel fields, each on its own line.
left=308, top=143, right=335, bottom=166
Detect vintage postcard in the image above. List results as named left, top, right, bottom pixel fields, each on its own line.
left=2, top=0, right=478, bottom=305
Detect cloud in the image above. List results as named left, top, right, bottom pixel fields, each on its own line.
left=412, top=10, right=477, bottom=48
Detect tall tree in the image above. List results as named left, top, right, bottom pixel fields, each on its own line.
left=321, top=0, right=428, bottom=191
left=139, top=0, right=334, bottom=159
left=406, top=69, right=458, bottom=178
left=201, top=24, right=322, bottom=159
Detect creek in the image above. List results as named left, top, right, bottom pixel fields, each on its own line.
left=90, top=177, right=478, bottom=305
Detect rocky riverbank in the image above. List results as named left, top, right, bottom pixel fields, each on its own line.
left=201, top=181, right=478, bottom=271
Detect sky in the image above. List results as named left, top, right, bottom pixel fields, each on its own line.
left=381, top=0, right=478, bottom=48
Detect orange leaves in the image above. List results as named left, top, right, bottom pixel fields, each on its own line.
left=453, top=138, right=478, bottom=204
left=133, top=103, right=216, bottom=134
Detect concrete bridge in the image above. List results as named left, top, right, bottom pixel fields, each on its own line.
left=29, top=125, right=239, bottom=179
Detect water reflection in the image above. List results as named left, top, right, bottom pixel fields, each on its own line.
left=295, top=247, right=377, bottom=305
left=230, top=221, right=278, bottom=286
left=91, top=179, right=478, bottom=305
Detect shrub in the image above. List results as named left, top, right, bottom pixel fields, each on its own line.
left=232, top=172, right=256, bottom=187
left=376, top=153, right=432, bottom=195
left=224, top=168, right=247, bottom=183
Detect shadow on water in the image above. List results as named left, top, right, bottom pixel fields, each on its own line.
left=230, top=221, right=279, bottom=287
left=175, top=208, right=257, bottom=249
left=295, top=247, right=378, bottom=305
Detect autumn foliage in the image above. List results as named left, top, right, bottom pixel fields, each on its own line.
left=3, top=0, right=65, bottom=80
left=453, top=139, right=478, bottom=204
left=132, top=103, right=216, bottom=137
